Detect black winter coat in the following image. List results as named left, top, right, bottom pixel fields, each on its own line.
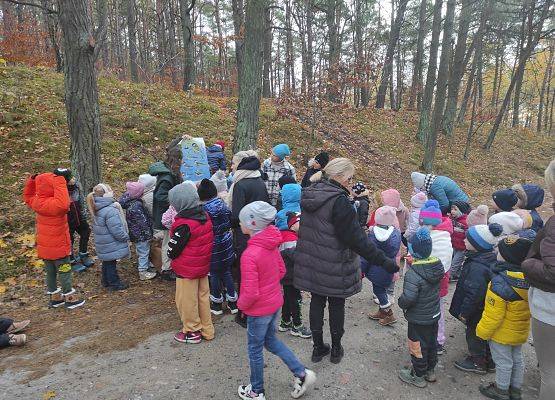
left=281, top=247, right=295, bottom=286
left=149, top=162, right=181, bottom=230
left=294, top=178, right=397, bottom=298
left=301, top=167, right=320, bottom=188
left=449, top=251, right=496, bottom=322
left=354, top=195, right=370, bottom=227
left=398, top=257, right=444, bottom=325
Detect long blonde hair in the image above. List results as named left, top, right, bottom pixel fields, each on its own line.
left=546, top=159, right=555, bottom=198
left=86, top=183, right=114, bottom=219
left=310, top=157, right=354, bottom=183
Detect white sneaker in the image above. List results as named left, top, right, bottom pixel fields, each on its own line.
left=238, top=384, right=266, bottom=399
left=373, top=297, right=380, bottom=305
left=139, top=271, right=157, bottom=280
left=291, top=369, right=316, bottom=399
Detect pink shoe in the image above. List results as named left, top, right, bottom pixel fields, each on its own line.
left=174, top=331, right=202, bottom=344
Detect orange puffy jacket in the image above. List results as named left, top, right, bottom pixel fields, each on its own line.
left=23, top=173, right=71, bottom=260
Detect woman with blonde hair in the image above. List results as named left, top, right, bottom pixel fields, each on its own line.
left=295, top=158, right=399, bottom=364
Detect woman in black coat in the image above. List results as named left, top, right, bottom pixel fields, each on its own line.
left=301, top=152, right=329, bottom=188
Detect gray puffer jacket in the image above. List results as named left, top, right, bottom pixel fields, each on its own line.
left=398, top=256, right=444, bottom=325
left=91, top=197, right=130, bottom=261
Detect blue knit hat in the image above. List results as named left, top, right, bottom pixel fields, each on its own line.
left=466, top=223, right=503, bottom=252
left=408, top=227, right=433, bottom=260
left=272, top=144, right=291, bottom=160
left=492, top=189, right=518, bottom=211
left=419, top=199, right=442, bottom=226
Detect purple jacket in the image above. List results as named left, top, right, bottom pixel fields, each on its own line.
left=119, top=192, right=153, bottom=242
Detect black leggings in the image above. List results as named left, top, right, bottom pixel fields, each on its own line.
left=70, top=220, right=90, bottom=254
left=282, top=285, right=302, bottom=326
left=309, top=293, right=345, bottom=342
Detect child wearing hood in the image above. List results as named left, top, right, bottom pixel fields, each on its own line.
left=207, top=140, right=227, bottom=175
left=477, top=236, right=533, bottom=400
left=449, top=200, right=471, bottom=282
left=237, top=201, right=316, bottom=400
left=167, top=182, right=215, bottom=344
left=275, top=183, right=301, bottom=230
left=362, top=206, right=402, bottom=326
left=119, top=182, right=156, bottom=281
left=352, top=182, right=370, bottom=228
left=398, top=227, right=445, bottom=388
left=138, top=173, right=157, bottom=217
left=210, top=170, right=229, bottom=200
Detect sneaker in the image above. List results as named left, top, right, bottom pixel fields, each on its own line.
left=291, top=325, right=312, bottom=339
left=71, top=261, right=87, bottom=273
left=509, top=386, right=522, bottom=400
left=227, top=301, right=239, bottom=315
left=291, top=369, right=316, bottom=399
left=7, top=320, right=30, bottom=334
left=211, top=302, right=223, bottom=316
left=139, top=271, right=157, bottom=281
left=425, top=369, right=437, bottom=383
left=48, top=288, right=65, bottom=308
left=108, top=282, right=129, bottom=291
left=174, top=331, right=202, bottom=344
left=279, top=320, right=292, bottom=332
left=79, top=252, right=95, bottom=268
left=8, top=334, right=27, bottom=347
left=311, top=343, right=330, bottom=363
left=436, top=343, right=445, bottom=355
left=378, top=309, right=397, bottom=326
left=479, top=383, right=510, bottom=400
left=63, top=289, right=86, bottom=309
left=454, top=356, right=487, bottom=375
left=330, top=345, right=344, bottom=364
left=373, top=296, right=380, bottom=305
left=238, top=384, right=266, bottom=400
left=398, top=367, right=427, bottom=388
left=160, top=270, right=176, bottom=281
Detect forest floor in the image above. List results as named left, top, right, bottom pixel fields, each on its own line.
left=0, top=65, right=553, bottom=399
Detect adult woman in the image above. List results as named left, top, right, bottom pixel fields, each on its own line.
left=411, top=172, right=469, bottom=215
left=301, top=152, right=329, bottom=188
left=294, top=158, right=398, bottom=364
left=522, top=159, right=555, bottom=400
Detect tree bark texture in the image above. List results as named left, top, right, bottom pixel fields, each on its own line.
left=180, top=0, right=196, bottom=91
left=127, top=0, right=139, bottom=82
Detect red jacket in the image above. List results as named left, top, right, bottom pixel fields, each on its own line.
left=23, top=174, right=71, bottom=260
left=170, top=214, right=214, bottom=279
left=238, top=225, right=286, bottom=317
left=451, top=214, right=468, bottom=251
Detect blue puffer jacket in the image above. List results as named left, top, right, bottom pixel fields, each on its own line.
left=513, top=184, right=545, bottom=232
left=91, top=197, right=130, bottom=261
left=449, top=250, right=496, bottom=322
left=361, top=226, right=401, bottom=287
left=119, top=193, right=153, bottom=243
left=428, top=175, right=470, bottom=214
left=275, top=184, right=301, bottom=230
left=207, top=145, right=226, bottom=174
left=203, top=197, right=235, bottom=271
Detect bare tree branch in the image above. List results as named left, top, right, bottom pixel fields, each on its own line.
left=3, top=0, right=56, bottom=14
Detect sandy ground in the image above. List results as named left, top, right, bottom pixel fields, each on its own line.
left=0, top=280, right=541, bottom=400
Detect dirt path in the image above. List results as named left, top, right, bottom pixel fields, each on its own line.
left=0, top=282, right=541, bottom=400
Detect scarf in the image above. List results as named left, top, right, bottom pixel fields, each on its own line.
left=424, top=174, right=437, bottom=194
left=226, top=169, right=262, bottom=209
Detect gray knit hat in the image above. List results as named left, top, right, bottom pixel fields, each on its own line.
left=169, top=181, right=199, bottom=212
left=239, top=201, right=277, bottom=232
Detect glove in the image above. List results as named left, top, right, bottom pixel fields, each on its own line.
left=383, top=258, right=399, bottom=274
left=53, top=168, right=73, bottom=183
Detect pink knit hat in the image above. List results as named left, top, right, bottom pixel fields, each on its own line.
left=375, top=206, right=397, bottom=226
left=126, top=181, right=145, bottom=199
left=381, top=189, right=401, bottom=209
left=467, top=205, right=489, bottom=227
left=411, top=192, right=428, bottom=208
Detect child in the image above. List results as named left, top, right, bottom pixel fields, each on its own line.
left=275, top=183, right=301, bottom=230
left=363, top=206, right=402, bottom=326
left=488, top=212, right=524, bottom=237
left=119, top=182, right=157, bottom=281
left=405, top=191, right=428, bottom=243
left=275, top=175, right=297, bottom=211
left=420, top=199, right=453, bottom=355
left=237, top=201, right=315, bottom=400
left=398, top=227, right=444, bottom=388
left=167, top=182, right=215, bottom=344
left=138, top=173, right=157, bottom=217
left=207, top=140, right=227, bottom=175
left=512, top=184, right=544, bottom=232
left=23, top=170, right=86, bottom=309
left=352, top=182, right=370, bottom=228
left=87, top=184, right=130, bottom=291
left=301, top=152, right=329, bottom=188
left=278, top=212, right=311, bottom=338
left=262, top=144, right=296, bottom=207
left=449, top=200, right=471, bottom=282
left=210, top=169, right=229, bottom=200
left=197, top=179, right=238, bottom=315
left=467, top=205, right=489, bottom=227
left=381, top=188, right=409, bottom=237
left=65, top=172, right=94, bottom=272
left=450, top=223, right=503, bottom=374
left=477, top=236, right=533, bottom=400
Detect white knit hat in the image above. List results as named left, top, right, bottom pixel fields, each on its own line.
left=411, top=172, right=426, bottom=190
left=488, top=212, right=524, bottom=235
left=239, top=201, right=277, bottom=232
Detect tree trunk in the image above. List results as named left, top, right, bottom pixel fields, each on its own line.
left=305, top=0, right=314, bottom=96
left=96, top=0, right=109, bottom=69
left=354, top=0, right=368, bottom=107
left=544, top=43, right=553, bottom=131
left=155, top=0, right=167, bottom=76
left=537, top=44, right=553, bottom=132
left=262, top=5, right=272, bottom=97
left=442, top=0, right=472, bottom=136
left=285, top=0, right=295, bottom=93
left=166, top=0, right=178, bottom=87
left=179, top=0, right=196, bottom=91
left=57, top=0, right=102, bottom=193
left=325, top=0, right=340, bottom=103
left=376, top=0, right=409, bottom=109
left=126, top=0, right=139, bottom=82
left=408, top=0, right=427, bottom=110
left=232, top=0, right=245, bottom=91
left=40, top=0, right=63, bottom=72
left=233, top=0, right=269, bottom=152
left=464, top=79, right=478, bottom=159
left=214, top=0, right=228, bottom=94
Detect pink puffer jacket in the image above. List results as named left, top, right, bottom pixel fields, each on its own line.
left=238, top=225, right=286, bottom=317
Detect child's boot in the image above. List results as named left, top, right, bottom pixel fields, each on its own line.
left=425, top=369, right=437, bottom=382
left=79, top=252, right=95, bottom=268
left=454, top=356, right=487, bottom=374
left=369, top=307, right=389, bottom=320
left=378, top=308, right=397, bottom=326
left=479, top=383, right=510, bottom=400
left=330, top=333, right=344, bottom=364
left=71, top=253, right=86, bottom=273
left=398, top=367, right=427, bottom=388
left=47, top=288, right=65, bottom=308
left=509, top=387, right=522, bottom=400
left=311, top=330, right=330, bottom=363
left=8, top=334, right=27, bottom=347
left=63, top=288, right=86, bottom=309
left=279, top=319, right=292, bottom=332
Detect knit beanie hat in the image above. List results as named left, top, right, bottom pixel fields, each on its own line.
left=314, top=152, right=329, bottom=168
left=512, top=209, right=533, bottom=230
left=381, top=189, right=401, bottom=209
left=272, top=144, right=291, bottom=160
left=450, top=200, right=471, bottom=215
left=411, top=172, right=426, bottom=190
left=279, top=174, right=297, bottom=189
left=492, top=189, right=518, bottom=211
left=53, top=167, right=73, bottom=183
left=352, top=182, right=367, bottom=196
left=410, top=192, right=428, bottom=208
left=467, top=205, right=489, bottom=227
left=375, top=206, right=397, bottom=226
left=287, top=211, right=301, bottom=229
left=237, top=155, right=261, bottom=171
left=409, top=227, right=433, bottom=260
left=215, top=140, right=225, bottom=150
left=197, top=178, right=218, bottom=201
left=419, top=199, right=442, bottom=226
left=210, top=170, right=228, bottom=193
left=138, top=173, right=156, bottom=191
left=126, top=181, right=145, bottom=199
left=498, top=235, right=533, bottom=265
left=488, top=212, right=524, bottom=235
left=239, top=201, right=277, bottom=232
left=168, top=181, right=200, bottom=212
left=466, top=223, right=503, bottom=252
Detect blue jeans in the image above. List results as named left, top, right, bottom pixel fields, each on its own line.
left=247, top=311, right=306, bottom=394
left=135, top=241, right=150, bottom=272
left=209, top=261, right=237, bottom=302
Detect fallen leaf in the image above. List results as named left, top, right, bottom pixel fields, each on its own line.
left=32, top=259, right=44, bottom=268
left=43, top=390, right=56, bottom=400
left=0, top=238, right=7, bottom=248
left=0, top=285, right=6, bottom=294
left=4, top=277, right=16, bottom=286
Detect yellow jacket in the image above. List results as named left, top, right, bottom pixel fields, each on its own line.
left=476, top=262, right=531, bottom=345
